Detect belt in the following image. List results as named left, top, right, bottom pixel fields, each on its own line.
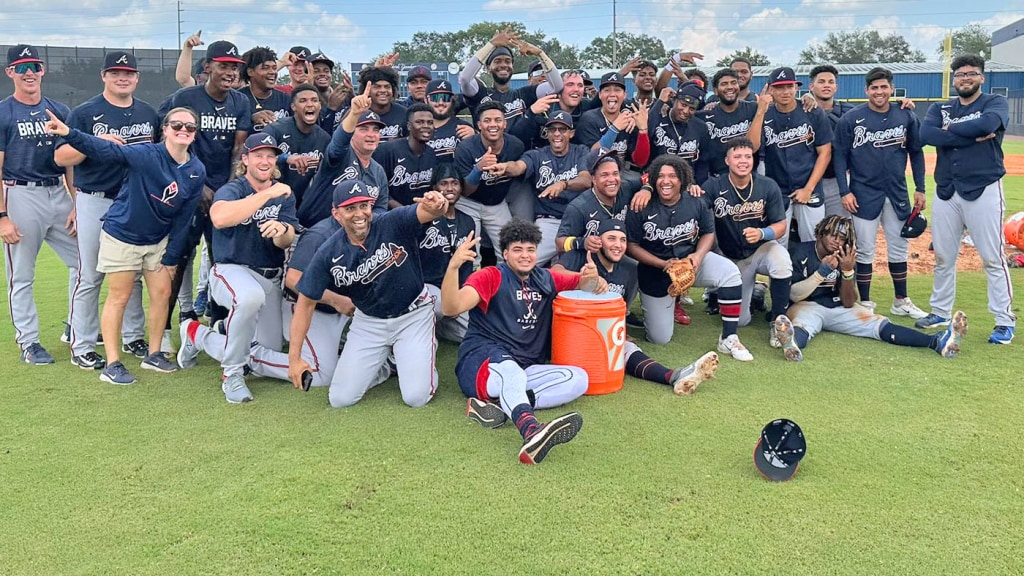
left=251, top=266, right=282, bottom=279
left=381, top=288, right=431, bottom=319
left=535, top=214, right=560, bottom=221
left=77, top=188, right=119, bottom=200
left=4, top=178, right=62, bottom=187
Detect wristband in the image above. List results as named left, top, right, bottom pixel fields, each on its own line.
left=760, top=227, right=776, bottom=241
left=841, top=270, right=855, bottom=280
left=466, top=166, right=483, bottom=186
left=598, top=128, right=619, bottom=149
left=817, top=262, right=835, bottom=277
left=563, top=237, right=576, bottom=253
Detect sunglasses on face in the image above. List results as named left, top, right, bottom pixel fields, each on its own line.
left=428, top=93, right=453, bottom=103
left=11, top=62, right=42, bottom=74
left=167, top=120, right=198, bottom=133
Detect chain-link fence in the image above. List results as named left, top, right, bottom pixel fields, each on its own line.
left=0, top=45, right=202, bottom=109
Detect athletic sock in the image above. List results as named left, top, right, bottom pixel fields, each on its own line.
left=889, top=261, right=909, bottom=300
left=717, top=285, right=741, bottom=337
left=511, top=403, right=541, bottom=440
left=879, top=320, right=935, bottom=348
left=768, top=276, right=791, bottom=320
left=794, top=327, right=810, bottom=349
left=856, top=262, right=873, bottom=302
left=186, top=320, right=200, bottom=343
left=625, top=349, right=674, bottom=384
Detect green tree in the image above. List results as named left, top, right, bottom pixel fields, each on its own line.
left=799, top=30, right=926, bottom=64
left=580, top=32, right=670, bottom=68
left=715, top=47, right=771, bottom=68
left=937, top=24, right=992, bottom=59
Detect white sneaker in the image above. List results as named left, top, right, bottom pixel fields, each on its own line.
left=718, top=334, right=754, bottom=362
left=160, top=329, right=174, bottom=354
left=891, top=297, right=928, bottom=319
left=858, top=300, right=877, bottom=311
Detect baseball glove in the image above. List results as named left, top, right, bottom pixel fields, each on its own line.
left=666, top=258, right=696, bottom=297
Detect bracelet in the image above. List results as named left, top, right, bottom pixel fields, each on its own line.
left=841, top=270, right=855, bottom=280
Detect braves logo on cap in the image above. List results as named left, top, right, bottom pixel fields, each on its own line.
left=553, top=111, right=568, bottom=123
left=261, top=135, right=273, bottom=145
left=776, top=70, right=786, bottom=80
left=227, top=46, right=238, bottom=56
left=438, top=81, right=448, bottom=90
left=151, top=181, right=179, bottom=206
left=366, top=112, right=380, bottom=121
left=116, top=54, right=128, bottom=65
left=19, top=47, right=31, bottom=58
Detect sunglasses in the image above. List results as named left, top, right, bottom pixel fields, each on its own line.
left=10, top=62, right=42, bottom=74
left=428, top=93, right=453, bottom=103
left=167, top=120, right=198, bottom=133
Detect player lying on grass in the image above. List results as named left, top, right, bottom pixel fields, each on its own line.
left=772, top=215, right=968, bottom=361
left=441, top=219, right=606, bottom=465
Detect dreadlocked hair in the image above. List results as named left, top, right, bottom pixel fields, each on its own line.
left=814, top=214, right=856, bottom=249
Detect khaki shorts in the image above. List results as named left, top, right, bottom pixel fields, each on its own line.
left=97, top=230, right=168, bottom=273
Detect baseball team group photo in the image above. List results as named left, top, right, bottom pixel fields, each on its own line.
left=2, top=3, right=1023, bottom=573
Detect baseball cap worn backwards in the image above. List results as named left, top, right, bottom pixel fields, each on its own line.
left=333, top=180, right=375, bottom=208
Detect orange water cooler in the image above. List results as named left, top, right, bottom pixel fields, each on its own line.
left=1005, top=211, right=1024, bottom=251
left=551, top=290, right=627, bottom=395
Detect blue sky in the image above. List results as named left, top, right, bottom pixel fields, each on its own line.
left=6, top=0, right=1023, bottom=69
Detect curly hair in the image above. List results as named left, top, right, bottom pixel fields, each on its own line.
left=240, top=46, right=277, bottom=83
left=646, top=155, right=695, bottom=192
left=358, top=66, right=399, bottom=93
left=814, top=214, right=857, bottom=249
left=499, top=218, right=542, bottom=251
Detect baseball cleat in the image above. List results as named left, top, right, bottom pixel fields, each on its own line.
left=774, top=315, right=803, bottom=362
left=891, top=297, right=928, bottom=320
left=674, top=302, right=691, bottom=325
left=100, top=361, right=136, bottom=385
left=301, top=370, right=313, bottom=392
left=21, top=343, right=55, bottom=365
left=71, top=351, right=106, bottom=370
left=626, top=312, right=645, bottom=328
left=122, top=339, right=149, bottom=359
left=194, top=290, right=208, bottom=317
left=141, top=352, right=179, bottom=373
left=988, top=325, right=1015, bottom=345
left=915, top=313, right=949, bottom=330
left=769, top=322, right=782, bottom=348
left=60, top=321, right=71, bottom=344
left=858, top=300, right=877, bottom=312
left=466, top=397, right=508, bottom=428
left=678, top=291, right=694, bottom=306
left=222, top=374, right=253, bottom=404
left=179, top=309, right=199, bottom=324
left=670, top=351, right=719, bottom=395
left=519, top=412, right=583, bottom=465
left=750, top=281, right=768, bottom=312
left=935, top=311, right=967, bottom=358
left=717, top=334, right=753, bottom=362
left=177, top=321, right=200, bottom=369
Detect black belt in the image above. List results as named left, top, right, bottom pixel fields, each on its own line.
left=77, top=188, right=119, bottom=200
left=381, top=290, right=431, bottom=319
left=251, top=266, right=282, bottom=279
left=4, top=178, right=62, bottom=187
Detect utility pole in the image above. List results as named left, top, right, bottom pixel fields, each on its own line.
left=177, top=1, right=183, bottom=47
left=942, top=30, right=952, bottom=100
left=612, top=0, right=617, bottom=65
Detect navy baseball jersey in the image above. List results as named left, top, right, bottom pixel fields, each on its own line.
left=760, top=105, right=833, bottom=207
left=921, top=94, right=1008, bottom=201
left=697, top=99, right=758, bottom=177
left=575, top=108, right=636, bottom=157
left=237, top=86, right=292, bottom=133
left=648, top=112, right=710, bottom=182
left=557, top=189, right=636, bottom=271
left=319, top=105, right=344, bottom=135
left=419, top=210, right=475, bottom=287
left=597, top=260, right=631, bottom=299
left=211, top=177, right=299, bottom=269
left=285, top=215, right=341, bottom=315
left=464, top=84, right=538, bottom=126
left=374, top=103, right=408, bottom=143
left=517, top=103, right=588, bottom=150
left=427, top=118, right=473, bottom=163
left=702, top=173, right=786, bottom=261
left=297, top=128, right=390, bottom=228
left=0, top=96, right=70, bottom=181
left=821, top=100, right=856, bottom=179
left=789, top=240, right=842, bottom=308
left=626, top=195, right=715, bottom=297
left=454, top=134, right=525, bottom=206
left=458, top=264, right=580, bottom=366
left=832, top=103, right=926, bottom=221
left=56, top=94, right=158, bottom=193
left=373, top=138, right=437, bottom=206
left=261, top=116, right=330, bottom=208
left=61, top=129, right=204, bottom=265
left=520, top=143, right=590, bottom=218
left=167, top=85, right=252, bottom=189
left=297, top=205, right=428, bottom=318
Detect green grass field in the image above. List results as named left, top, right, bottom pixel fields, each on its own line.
left=1, top=181, right=1022, bottom=575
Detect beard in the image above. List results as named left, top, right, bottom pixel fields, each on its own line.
left=432, top=108, right=452, bottom=121
left=955, top=84, right=980, bottom=98
left=491, top=70, right=511, bottom=86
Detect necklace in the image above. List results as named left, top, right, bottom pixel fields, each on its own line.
left=592, top=189, right=616, bottom=217
left=729, top=174, right=754, bottom=203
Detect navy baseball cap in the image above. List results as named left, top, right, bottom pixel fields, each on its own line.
left=600, top=72, right=626, bottom=90
left=753, top=419, right=807, bottom=482
left=289, top=46, right=312, bottom=61
left=486, top=47, right=514, bottom=65
left=427, top=78, right=454, bottom=95
left=768, top=67, right=802, bottom=87
left=309, top=51, right=334, bottom=68
left=407, top=65, right=431, bottom=81
left=580, top=70, right=593, bottom=86
left=598, top=219, right=626, bottom=236
left=243, top=133, right=283, bottom=155
left=103, top=51, right=137, bottom=72
left=901, top=208, right=928, bottom=238
left=206, top=40, right=244, bottom=64
left=7, top=44, right=43, bottom=67
left=545, top=110, right=573, bottom=128
left=589, top=148, right=621, bottom=172
left=675, top=81, right=706, bottom=109
left=192, top=60, right=206, bottom=76
left=356, top=111, right=386, bottom=128
left=333, top=180, right=375, bottom=208
left=528, top=60, right=544, bottom=77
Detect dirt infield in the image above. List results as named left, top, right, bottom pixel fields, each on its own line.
left=869, top=228, right=1024, bottom=276
left=918, top=153, right=1024, bottom=176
